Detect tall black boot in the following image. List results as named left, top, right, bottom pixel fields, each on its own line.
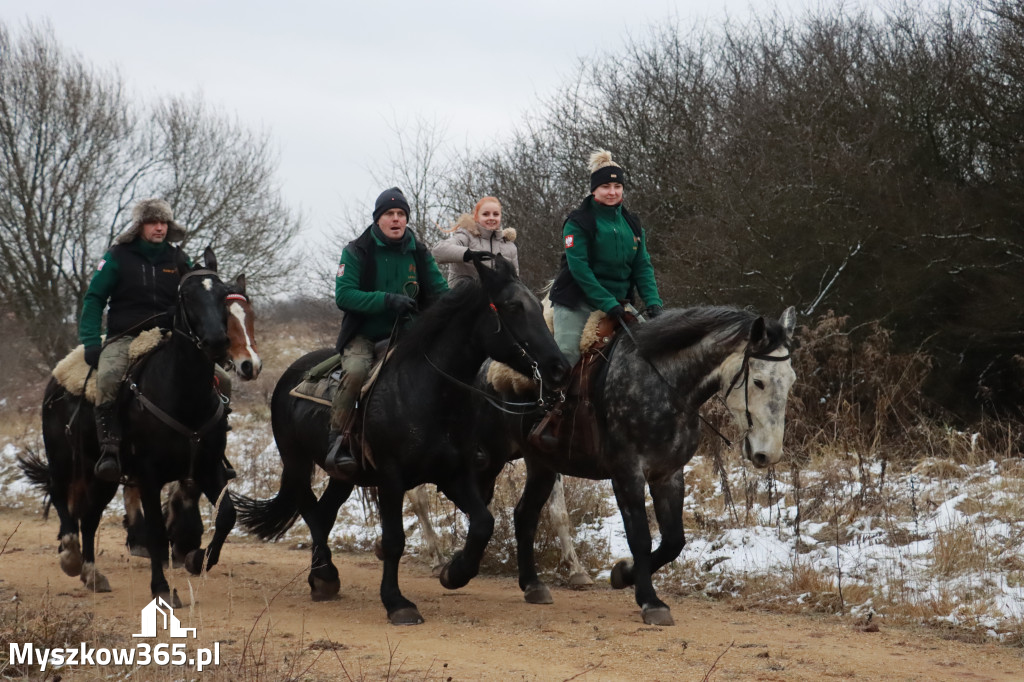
left=94, top=401, right=122, bottom=483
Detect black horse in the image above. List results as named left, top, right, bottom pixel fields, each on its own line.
left=233, top=256, right=569, bottom=625
left=22, top=249, right=236, bottom=607
left=477, top=305, right=797, bottom=625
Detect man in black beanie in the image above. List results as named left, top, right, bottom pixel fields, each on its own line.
left=324, top=187, right=448, bottom=478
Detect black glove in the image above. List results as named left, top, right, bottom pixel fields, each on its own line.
left=645, top=305, right=664, bottom=319
left=607, top=305, right=626, bottom=322
left=84, top=345, right=102, bottom=369
left=384, top=293, right=418, bottom=315
left=463, top=249, right=494, bottom=263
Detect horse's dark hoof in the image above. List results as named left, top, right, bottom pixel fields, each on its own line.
left=309, top=575, right=341, bottom=602
left=372, top=538, right=384, bottom=561
left=154, top=589, right=184, bottom=609
left=642, top=606, right=674, bottom=626
left=170, top=554, right=186, bottom=569
left=610, top=559, right=633, bottom=590
left=184, top=549, right=205, bottom=576
left=567, top=571, right=594, bottom=588
left=388, top=607, right=424, bottom=626
left=524, top=581, right=553, bottom=604
left=128, top=544, right=150, bottom=559
left=80, top=563, right=111, bottom=593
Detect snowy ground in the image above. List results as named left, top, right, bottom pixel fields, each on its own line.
left=3, top=411, right=1022, bottom=643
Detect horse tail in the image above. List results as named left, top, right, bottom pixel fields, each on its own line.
left=231, top=483, right=303, bottom=541
left=17, top=450, right=53, bottom=516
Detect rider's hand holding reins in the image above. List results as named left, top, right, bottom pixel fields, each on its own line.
left=645, top=305, right=664, bottom=319
left=385, top=293, right=418, bottom=315
left=84, top=345, right=101, bottom=368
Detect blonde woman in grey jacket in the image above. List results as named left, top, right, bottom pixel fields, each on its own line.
left=431, top=196, right=519, bottom=287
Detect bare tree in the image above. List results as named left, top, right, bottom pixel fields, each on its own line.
left=0, top=20, right=302, bottom=364
left=0, top=21, right=137, bottom=362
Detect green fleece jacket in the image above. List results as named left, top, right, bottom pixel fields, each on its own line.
left=335, top=228, right=448, bottom=342
left=562, top=199, right=662, bottom=313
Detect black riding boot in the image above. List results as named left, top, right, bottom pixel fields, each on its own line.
left=94, top=401, right=122, bottom=483
left=324, top=430, right=358, bottom=480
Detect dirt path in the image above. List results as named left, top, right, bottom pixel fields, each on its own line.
left=1, top=510, right=1020, bottom=681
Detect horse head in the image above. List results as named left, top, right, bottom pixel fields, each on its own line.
left=720, top=306, right=797, bottom=468
left=474, top=255, right=570, bottom=389
left=225, top=273, right=262, bottom=380
left=176, top=247, right=231, bottom=365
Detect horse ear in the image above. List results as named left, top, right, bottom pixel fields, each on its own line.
left=749, top=316, right=767, bottom=345
left=203, top=245, right=217, bottom=272
left=234, top=273, right=247, bottom=295
left=779, top=306, right=796, bottom=341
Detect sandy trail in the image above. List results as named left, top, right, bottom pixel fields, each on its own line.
left=1, top=510, right=1020, bottom=681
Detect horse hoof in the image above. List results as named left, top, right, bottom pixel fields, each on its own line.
left=184, top=550, right=205, bottom=575
left=567, top=571, right=593, bottom=588
left=59, top=535, right=83, bottom=577
left=524, top=581, right=553, bottom=605
left=642, top=606, right=674, bottom=626
left=128, top=545, right=150, bottom=559
left=372, top=538, right=384, bottom=561
left=309, top=575, right=341, bottom=602
left=154, top=590, right=184, bottom=608
left=388, top=607, right=424, bottom=626
left=170, top=554, right=186, bottom=569
left=80, top=563, right=111, bottom=593
left=610, top=559, right=633, bottom=590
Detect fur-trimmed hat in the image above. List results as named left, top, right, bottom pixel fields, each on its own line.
left=589, top=149, right=626, bottom=192
left=114, top=198, right=186, bottom=245
left=372, top=187, right=411, bottom=223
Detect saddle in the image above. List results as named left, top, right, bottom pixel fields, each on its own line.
left=287, top=341, right=391, bottom=407
left=51, top=329, right=169, bottom=404
left=527, top=311, right=633, bottom=458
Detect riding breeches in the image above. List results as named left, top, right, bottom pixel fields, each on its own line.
left=329, top=335, right=375, bottom=431
left=96, top=336, right=134, bottom=406
left=552, top=302, right=596, bottom=368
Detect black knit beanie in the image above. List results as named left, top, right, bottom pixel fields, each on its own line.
left=590, top=165, right=626, bottom=192
left=372, top=187, right=411, bottom=223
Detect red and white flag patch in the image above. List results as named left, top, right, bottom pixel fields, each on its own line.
left=564, top=235, right=575, bottom=248
left=337, top=263, right=346, bottom=278
left=96, top=259, right=107, bottom=271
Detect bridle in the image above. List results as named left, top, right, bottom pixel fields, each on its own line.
left=423, top=290, right=554, bottom=415
left=722, top=341, right=793, bottom=429
left=173, top=269, right=224, bottom=351
left=222, top=292, right=250, bottom=373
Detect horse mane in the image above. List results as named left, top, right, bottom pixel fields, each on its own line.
left=634, top=306, right=762, bottom=359
left=389, top=280, right=486, bottom=365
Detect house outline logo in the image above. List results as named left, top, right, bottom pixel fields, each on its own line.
left=132, top=597, right=197, bottom=639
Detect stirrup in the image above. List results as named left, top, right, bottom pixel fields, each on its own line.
left=324, top=433, right=358, bottom=480
left=94, top=453, right=121, bottom=483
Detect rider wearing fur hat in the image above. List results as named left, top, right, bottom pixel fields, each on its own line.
left=79, top=198, right=234, bottom=483
left=431, top=196, right=519, bottom=287
left=325, top=187, right=449, bottom=479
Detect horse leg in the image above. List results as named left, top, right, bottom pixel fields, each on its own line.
left=515, top=461, right=558, bottom=605
left=408, top=484, right=445, bottom=576
left=378, top=483, right=422, bottom=625
left=306, top=478, right=351, bottom=601
left=548, top=474, right=592, bottom=587
left=608, top=474, right=673, bottom=626
left=138, top=480, right=179, bottom=606
left=122, top=482, right=150, bottom=558
left=48, top=479, right=83, bottom=578
left=78, top=487, right=117, bottom=593
left=166, top=481, right=203, bottom=569
left=648, top=473, right=687, bottom=575
left=184, top=476, right=235, bottom=576
left=437, top=474, right=494, bottom=591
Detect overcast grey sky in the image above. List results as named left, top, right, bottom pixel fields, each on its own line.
left=5, top=0, right=812, bottom=242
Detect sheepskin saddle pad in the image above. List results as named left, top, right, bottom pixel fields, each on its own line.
left=51, top=328, right=169, bottom=404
